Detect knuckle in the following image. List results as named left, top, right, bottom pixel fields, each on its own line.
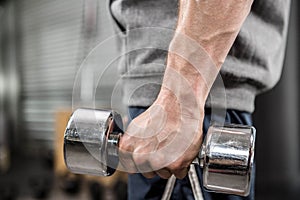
left=168, top=160, right=185, bottom=171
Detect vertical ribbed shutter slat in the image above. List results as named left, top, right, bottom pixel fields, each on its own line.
left=18, top=0, right=84, bottom=142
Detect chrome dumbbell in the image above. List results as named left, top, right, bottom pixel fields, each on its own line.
left=64, top=108, right=255, bottom=196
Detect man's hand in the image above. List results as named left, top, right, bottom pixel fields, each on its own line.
left=119, top=83, right=205, bottom=179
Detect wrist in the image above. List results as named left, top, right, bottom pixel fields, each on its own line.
left=160, top=54, right=210, bottom=108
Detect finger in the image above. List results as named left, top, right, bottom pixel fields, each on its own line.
left=118, top=150, right=138, bottom=173
left=172, top=167, right=189, bottom=179
left=142, top=172, right=156, bottom=179
left=118, top=156, right=138, bottom=173
left=132, top=152, right=154, bottom=174
left=155, top=168, right=172, bottom=179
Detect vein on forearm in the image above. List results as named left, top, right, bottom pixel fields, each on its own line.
left=175, top=0, right=253, bottom=68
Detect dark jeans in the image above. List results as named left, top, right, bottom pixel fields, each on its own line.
left=127, top=107, right=255, bottom=200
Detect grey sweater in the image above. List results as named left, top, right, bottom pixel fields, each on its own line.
left=109, top=0, right=291, bottom=113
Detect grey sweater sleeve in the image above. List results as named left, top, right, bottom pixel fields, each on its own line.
left=109, top=0, right=291, bottom=113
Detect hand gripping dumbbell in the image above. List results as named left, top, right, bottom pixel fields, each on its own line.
left=64, top=108, right=256, bottom=196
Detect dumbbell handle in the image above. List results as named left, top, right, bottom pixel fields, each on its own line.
left=64, top=108, right=255, bottom=196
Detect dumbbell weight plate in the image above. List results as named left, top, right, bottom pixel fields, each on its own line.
left=64, top=108, right=123, bottom=176
left=198, top=124, right=256, bottom=196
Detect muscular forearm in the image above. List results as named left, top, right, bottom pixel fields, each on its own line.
left=176, top=0, right=253, bottom=67
left=164, top=0, right=253, bottom=102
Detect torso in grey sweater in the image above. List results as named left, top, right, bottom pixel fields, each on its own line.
left=109, top=0, right=290, bottom=113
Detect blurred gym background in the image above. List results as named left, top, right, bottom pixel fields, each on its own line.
left=0, top=0, right=299, bottom=199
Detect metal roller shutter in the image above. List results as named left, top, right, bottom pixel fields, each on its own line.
left=17, top=0, right=109, bottom=147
